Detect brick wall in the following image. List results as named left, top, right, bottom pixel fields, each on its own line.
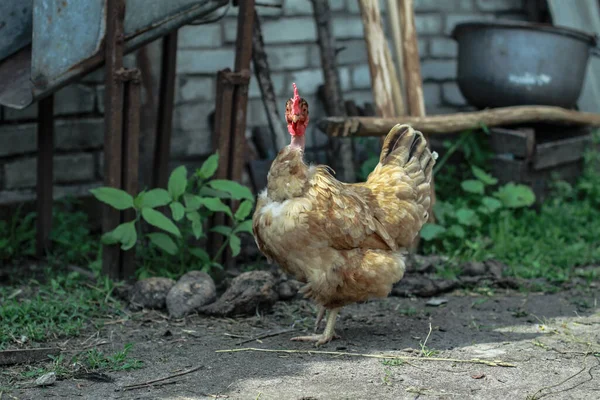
left=0, top=0, right=529, bottom=204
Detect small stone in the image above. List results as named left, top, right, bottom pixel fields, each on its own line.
left=277, top=279, right=302, bottom=300
left=166, top=271, right=217, bottom=318
left=35, top=372, right=56, bottom=386
left=426, top=297, right=449, bottom=307
left=199, top=271, right=279, bottom=317
left=129, top=277, right=175, bottom=310
left=461, top=261, right=487, bottom=276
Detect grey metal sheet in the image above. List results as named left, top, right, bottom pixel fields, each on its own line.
left=0, top=0, right=228, bottom=110
left=0, top=1, right=33, bottom=61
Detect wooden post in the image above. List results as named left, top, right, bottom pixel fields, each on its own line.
left=102, top=0, right=126, bottom=278
left=36, top=95, right=54, bottom=257
left=387, top=0, right=407, bottom=110
left=311, top=0, right=356, bottom=183
left=152, top=31, right=178, bottom=190
left=399, top=0, right=426, bottom=117
left=358, top=0, right=404, bottom=119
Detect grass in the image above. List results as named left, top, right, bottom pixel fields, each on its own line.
left=0, top=270, right=126, bottom=350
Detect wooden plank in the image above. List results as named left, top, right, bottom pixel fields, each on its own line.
left=152, top=31, right=178, bottom=190
left=102, top=0, right=126, bottom=279
left=36, top=94, right=54, bottom=258
left=121, top=70, right=141, bottom=282
left=533, top=134, right=591, bottom=170
left=489, top=127, right=535, bottom=159
left=358, top=0, right=403, bottom=118
left=387, top=0, right=407, bottom=112
left=317, top=106, right=600, bottom=137
left=399, top=0, right=426, bottom=117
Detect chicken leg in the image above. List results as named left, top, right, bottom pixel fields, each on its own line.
left=291, top=308, right=340, bottom=346
left=314, top=305, right=325, bottom=333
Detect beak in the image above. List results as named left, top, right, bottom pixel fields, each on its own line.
left=292, top=114, right=299, bottom=123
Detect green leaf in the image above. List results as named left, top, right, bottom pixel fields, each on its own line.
left=208, top=180, right=254, bottom=201
left=170, top=201, right=185, bottom=222
left=471, top=166, right=498, bottom=185
left=229, top=234, right=241, bottom=257
left=211, top=225, right=232, bottom=236
left=198, top=186, right=232, bottom=199
left=447, top=225, right=466, bottom=238
left=189, top=248, right=210, bottom=263
left=493, top=183, right=536, bottom=208
left=461, top=180, right=485, bottom=194
left=481, top=196, right=503, bottom=213
left=186, top=211, right=204, bottom=239
left=455, top=208, right=481, bottom=226
left=141, top=207, right=181, bottom=237
left=139, top=188, right=171, bottom=209
left=234, top=219, right=253, bottom=234
left=183, top=193, right=203, bottom=211
left=147, top=233, right=178, bottom=255
left=198, top=197, right=233, bottom=217
left=101, top=221, right=137, bottom=251
left=420, top=223, right=446, bottom=241
left=90, top=187, right=134, bottom=210
left=168, top=166, right=188, bottom=200
left=234, top=200, right=253, bottom=221
left=197, top=153, right=219, bottom=180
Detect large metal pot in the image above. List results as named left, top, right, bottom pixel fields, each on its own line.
left=451, top=20, right=599, bottom=109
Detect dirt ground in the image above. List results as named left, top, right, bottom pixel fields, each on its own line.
left=3, top=287, right=599, bottom=400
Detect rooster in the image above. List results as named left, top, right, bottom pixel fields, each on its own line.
left=252, top=83, right=437, bottom=345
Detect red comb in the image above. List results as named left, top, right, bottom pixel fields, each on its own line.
left=292, top=82, right=301, bottom=115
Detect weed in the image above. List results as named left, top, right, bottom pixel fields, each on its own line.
left=91, top=152, right=255, bottom=279
left=382, top=359, right=405, bottom=366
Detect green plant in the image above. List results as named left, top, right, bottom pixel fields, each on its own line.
left=420, top=164, right=535, bottom=261
left=0, top=205, right=35, bottom=262
left=90, top=152, right=255, bottom=278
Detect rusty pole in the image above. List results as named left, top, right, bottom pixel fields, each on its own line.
left=102, top=0, right=126, bottom=278
left=120, top=68, right=142, bottom=281
left=153, top=30, right=178, bottom=189
left=36, top=94, right=54, bottom=257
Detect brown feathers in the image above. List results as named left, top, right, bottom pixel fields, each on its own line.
left=252, top=124, right=435, bottom=309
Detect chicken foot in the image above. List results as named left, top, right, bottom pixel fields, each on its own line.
left=291, top=308, right=341, bottom=346
left=314, top=305, right=326, bottom=333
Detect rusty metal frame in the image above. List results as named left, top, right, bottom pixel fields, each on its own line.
left=153, top=31, right=178, bottom=189
left=102, top=0, right=127, bottom=279
left=36, top=94, right=54, bottom=257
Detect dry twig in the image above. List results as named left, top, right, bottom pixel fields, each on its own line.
left=121, top=365, right=203, bottom=391
left=215, top=348, right=516, bottom=367
left=236, top=328, right=297, bottom=345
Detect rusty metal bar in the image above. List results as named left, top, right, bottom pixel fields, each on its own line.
left=36, top=94, right=54, bottom=258
left=153, top=30, right=178, bottom=189
left=121, top=68, right=142, bottom=281
left=102, top=0, right=126, bottom=279
left=229, top=0, right=256, bottom=188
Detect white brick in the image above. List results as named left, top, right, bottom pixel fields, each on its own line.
left=4, top=153, right=95, bottom=189
left=415, top=0, right=474, bottom=11
left=248, top=72, right=286, bottom=98
left=442, top=81, right=467, bottom=105
left=332, top=17, right=364, bottom=39
left=445, top=14, right=495, bottom=35
left=178, top=25, right=223, bottom=48
left=259, top=18, right=317, bottom=44
left=430, top=37, right=458, bottom=58
left=351, top=64, right=371, bottom=89
left=174, top=101, right=213, bottom=132
left=256, top=0, right=284, bottom=17
left=288, top=69, right=324, bottom=95
left=54, top=84, right=96, bottom=116
left=55, top=119, right=104, bottom=150
left=177, top=76, right=214, bottom=103
left=284, top=0, right=345, bottom=14
left=418, top=38, right=429, bottom=58
left=0, top=124, right=36, bottom=157
left=337, top=40, right=369, bottom=65
left=176, top=48, right=235, bottom=74
left=423, top=83, right=441, bottom=107
left=265, top=45, right=310, bottom=70
left=3, top=104, right=38, bottom=120
left=347, top=0, right=387, bottom=14
left=339, top=67, right=352, bottom=91
left=421, top=59, right=457, bottom=81
left=476, top=0, right=523, bottom=11
left=416, top=14, right=442, bottom=35
left=246, top=98, right=270, bottom=127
